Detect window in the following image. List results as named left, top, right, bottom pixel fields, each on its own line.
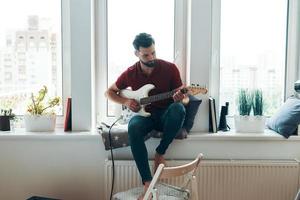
left=0, top=0, right=62, bottom=115
left=219, top=0, right=288, bottom=116
left=106, top=0, right=175, bottom=116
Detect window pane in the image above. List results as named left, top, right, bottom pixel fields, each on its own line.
left=0, top=0, right=62, bottom=115
left=107, top=0, right=175, bottom=116
left=219, top=0, right=288, bottom=116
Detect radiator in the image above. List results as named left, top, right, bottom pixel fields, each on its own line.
left=105, top=159, right=299, bottom=200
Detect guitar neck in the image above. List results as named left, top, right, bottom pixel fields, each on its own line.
left=140, top=90, right=177, bottom=105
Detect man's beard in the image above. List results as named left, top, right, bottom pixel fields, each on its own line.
left=140, top=60, right=156, bottom=68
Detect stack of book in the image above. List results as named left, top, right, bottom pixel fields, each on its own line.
left=64, top=97, right=72, bottom=132
left=209, top=97, right=217, bottom=133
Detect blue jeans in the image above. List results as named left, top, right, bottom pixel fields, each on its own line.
left=128, top=102, right=186, bottom=183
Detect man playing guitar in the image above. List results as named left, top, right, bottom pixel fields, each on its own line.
left=105, top=33, right=187, bottom=199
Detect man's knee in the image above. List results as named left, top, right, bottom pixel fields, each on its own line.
left=128, top=116, right=149, bottom=140
left=168, top=102, right=186, bottom=119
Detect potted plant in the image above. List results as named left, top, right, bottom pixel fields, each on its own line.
left=251, top=89, right=266, bottom=131
left=234, top=89, right=266, bottom=133
left=0, top=109, right=15, bottom=131
left=24, top=86, right=60, bottom=132
left=238, top=89, right=252, bottom=116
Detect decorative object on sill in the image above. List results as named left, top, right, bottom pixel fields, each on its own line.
left=266, top=96, right=300, bottom=138
left=0, top=109, right=15, bottom=131
left=64, top=97, right=72, bottom=132
left=234, top=89, right=266, bottom=133
left=24, top=86, right=60, bottom=132
left=295, top=80, right=300, bottom=99
left=294, top=80, right=300, bottom=93
left=218, top=102, right=230, bottom=131
left=208, top=97, right=217, bottom=133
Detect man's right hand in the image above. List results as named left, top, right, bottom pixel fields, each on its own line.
left=124, top=99, right=141, bottom=112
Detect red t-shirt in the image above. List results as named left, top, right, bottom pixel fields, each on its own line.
left=115, top=59, right=183, bottom=112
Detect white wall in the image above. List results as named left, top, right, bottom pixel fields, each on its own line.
left=1, top=132, right=300, bottom=200
left=0, top=134, right=106, bottom=200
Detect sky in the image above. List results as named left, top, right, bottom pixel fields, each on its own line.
left=0, top=0, right=61, bottom=48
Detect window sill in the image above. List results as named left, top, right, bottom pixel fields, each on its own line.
left=1, top=128, right=299, bottom=160
left=104, top=128, right=300, bottom=160
left=186, top=129, right=300, bottom=141
left=0, top=128, right=99, bottom=140
left=0, top=128, right=298, bottom=141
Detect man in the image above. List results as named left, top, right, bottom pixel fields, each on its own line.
left=105, top=33, right=186, bottom=198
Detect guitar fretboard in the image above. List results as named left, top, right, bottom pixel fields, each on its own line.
left=139, top=90, right=176, bottom=105
left=140, top=88, right=188, bottom=105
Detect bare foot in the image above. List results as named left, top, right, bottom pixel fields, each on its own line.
left=154, top=153, right=166, bottom=173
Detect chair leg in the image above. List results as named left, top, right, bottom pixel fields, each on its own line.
left=191, top=175, right=199, bottom=200
left=143, top=164, right=164, bottom=200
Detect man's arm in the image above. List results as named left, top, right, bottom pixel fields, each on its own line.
left=105, top=83, right=141, bottom=112
left=105, top=83, right=127, bottom=105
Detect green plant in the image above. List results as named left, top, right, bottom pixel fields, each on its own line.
left=252, top=89, right=263, bottom=116
left=27, top=86, right=60, bottom=115
left=237, top=89, right=252, bottom=116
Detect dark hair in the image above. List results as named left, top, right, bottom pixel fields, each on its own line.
left=132, top=33, right=155, bottom=51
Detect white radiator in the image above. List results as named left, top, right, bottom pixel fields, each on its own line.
left=105, top=159, right=299, bottom=200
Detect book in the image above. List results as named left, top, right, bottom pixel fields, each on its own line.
left=64, top=97, right=72, bottom=131
left=209, top=97, right=217, bottom=133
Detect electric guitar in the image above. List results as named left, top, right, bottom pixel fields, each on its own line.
left=120, top=84, right=207, bottom=117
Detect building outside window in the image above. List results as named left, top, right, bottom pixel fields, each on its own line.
left=0, top=0, right=62, bottom=116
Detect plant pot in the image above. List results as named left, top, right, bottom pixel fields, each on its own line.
left=24, top=115, right=56, bottom=132
left=0, top=116, right=10, bottom=131
left=234, top=115, right=266, bottom=133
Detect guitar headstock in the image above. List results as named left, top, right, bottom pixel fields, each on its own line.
left=186, top=84, right=208, bottom=96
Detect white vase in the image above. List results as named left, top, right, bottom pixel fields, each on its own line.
left=234, top=115, right=266, bottom=133
left=24, top=114, right=56, bottom=132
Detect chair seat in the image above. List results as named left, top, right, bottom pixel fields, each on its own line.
left=113, top=183, right=190, bottom=200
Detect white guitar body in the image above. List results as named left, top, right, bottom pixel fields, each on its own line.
left=120, top=84, right=155, bottom=117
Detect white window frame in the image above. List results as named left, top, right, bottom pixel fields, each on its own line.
left=95, top=0, right=188, bottom=124
left=56, top=0, right=71, bottom=128
left=285, top=0, right=300, bottom=97
left=58, top=0, right=92, bottom=131
left=210, top=0, right=300, bottom=123
left=35, top=0, right=72, bottom=129
left=3, top=0, right=69, bottom=128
